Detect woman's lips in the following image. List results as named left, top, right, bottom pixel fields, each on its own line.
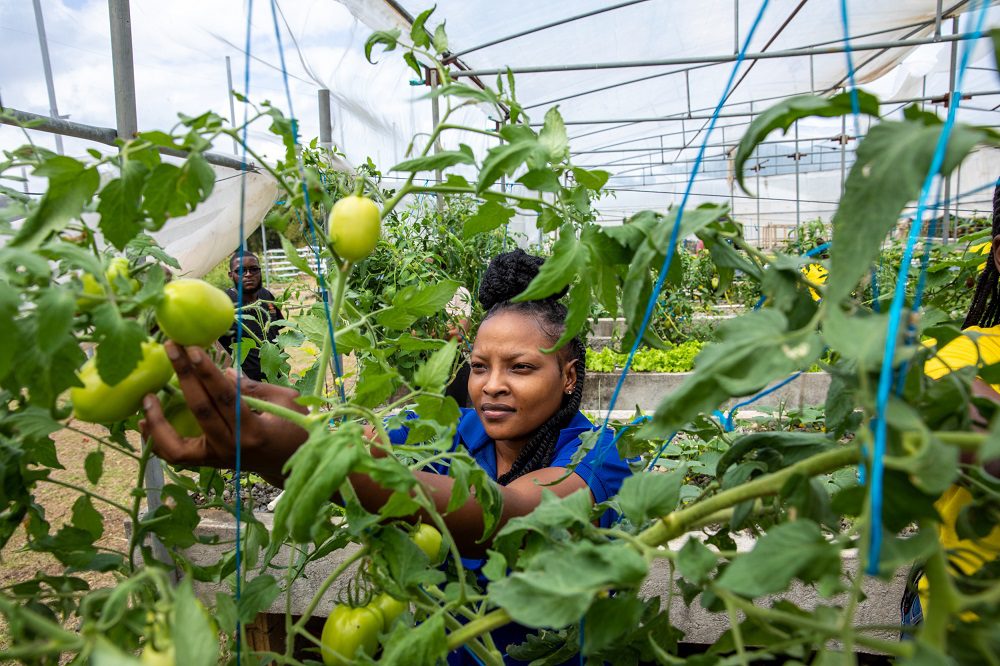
left=480, top=403, right=515, bottom=420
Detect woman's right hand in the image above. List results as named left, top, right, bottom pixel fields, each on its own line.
left=140, top=342, right=309, bottom=479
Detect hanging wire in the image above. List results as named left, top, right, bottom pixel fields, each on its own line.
left=233, top=1, right=254, bottom=662
left=867, top=0, right=989, bottom=575
left=268, top=0, right=346, bottom=403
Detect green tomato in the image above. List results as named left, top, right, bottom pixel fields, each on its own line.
left=77, top=257, right=139, bottom=310
left=155, top=279, right=235, bottom=347
left=328, top=195, right=381, bottom=262
left=411, top=524, right=444, bottom=564
left=71, top=340, right=174, bottom=423
left=140, top=643, right=175, bottom=666
left=370, top=593, right=408, bottom=630
left=320, top=604, right=382, bottom=666
left=162, top=396, right=202, bottom=438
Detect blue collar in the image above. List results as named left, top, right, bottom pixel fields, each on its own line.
left=455, top=408, right=598, bottom=480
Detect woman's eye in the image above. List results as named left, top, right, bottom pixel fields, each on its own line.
left=512, top=363, right=533, bottom=371
left=470, top=363, right=486, bottom=372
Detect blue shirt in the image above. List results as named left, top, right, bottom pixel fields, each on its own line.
left=388, top=408, right=634, bottom=665
left=388, top=408, right=632, bottom=527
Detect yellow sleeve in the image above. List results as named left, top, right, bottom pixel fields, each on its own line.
left=924, top=326, right=1000, bottom=392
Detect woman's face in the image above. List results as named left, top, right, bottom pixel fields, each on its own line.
left=468, top=310, right=577, bottom=446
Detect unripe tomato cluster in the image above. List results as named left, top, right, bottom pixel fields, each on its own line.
left=318, top=525, right=441, bottom=665
left=71, top=259, right=234, bottom=426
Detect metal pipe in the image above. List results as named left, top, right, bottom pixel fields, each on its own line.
left=540, top=88, right=1000, bottom=127
left=452, top=0, right=651, bottom=58
left=943, top=15, right=960, bottom=242
left=530, top=15, right=946, bottom=113
left=429, top=69, right=443, bottom=212
left=108, top=0, right=138, bottom=141
left=451, top=32, right=979, bottom=78
left=318, top=88, right=333, bottom=151
left=1, top=107, right=256, bottom=172
left=31, top=0, right=63, bottom=155
left=225, top=56, right=238, bottom=154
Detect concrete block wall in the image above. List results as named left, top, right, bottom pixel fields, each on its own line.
left=582, top=371, right=831, bottom=413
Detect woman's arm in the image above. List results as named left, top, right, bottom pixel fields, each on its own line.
left=142, top=343, right=593, bottom=555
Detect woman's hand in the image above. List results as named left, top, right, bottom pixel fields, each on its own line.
left=140, top=342, right=309, bottom=479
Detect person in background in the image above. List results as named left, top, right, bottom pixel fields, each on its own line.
left=900, top=183, right=1000, bottom=631
left=444, top=285, right=472, bottom=407
left=219, top=251, right=283, bottom=382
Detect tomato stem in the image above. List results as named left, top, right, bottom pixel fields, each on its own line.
left=444, top=608, right=512, bottom=654
left=638, top=445, right=861, bottom=548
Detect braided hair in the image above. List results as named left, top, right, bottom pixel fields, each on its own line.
left=476, top=249, right=587, bottom=486
left=962, top=183, right=1000, bottom=329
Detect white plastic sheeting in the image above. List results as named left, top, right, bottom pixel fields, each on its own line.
left=363, top=0, right=999, bottom=237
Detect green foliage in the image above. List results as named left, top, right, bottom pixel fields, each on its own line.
left=586, top=341, right=703, bottom=373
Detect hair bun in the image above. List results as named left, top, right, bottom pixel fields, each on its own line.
left=478, top=249, right=566, bottom=310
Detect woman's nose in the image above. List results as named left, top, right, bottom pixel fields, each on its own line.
left=482, top=369, right=508, bottom=395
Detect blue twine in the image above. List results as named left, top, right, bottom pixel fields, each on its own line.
left=712, top=372, right=803, bottom=432
left=867, top=0, right=989, bottom=575
left=646, top=432, right=679, bottom=472
left=233, top=0, right=254, bottom=661
left=586, top=0, right=772, bottom=484
left=269, top=0, right=346, bottom=402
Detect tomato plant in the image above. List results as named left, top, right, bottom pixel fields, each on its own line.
left=155, top=278, right=235, bottom=347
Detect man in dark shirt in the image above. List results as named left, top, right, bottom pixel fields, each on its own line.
left=218, top=251, right=283, bottom=381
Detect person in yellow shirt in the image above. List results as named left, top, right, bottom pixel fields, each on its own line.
left=901, top=183, right=1000, bottom=630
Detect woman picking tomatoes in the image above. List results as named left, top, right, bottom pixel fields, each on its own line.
left=140, top=249, right=634, bottom=664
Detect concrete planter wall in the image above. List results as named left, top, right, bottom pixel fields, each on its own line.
left=582, top=371, right=831, bottom=412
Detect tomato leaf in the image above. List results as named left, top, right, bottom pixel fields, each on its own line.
left=237, top=575, right=280, bottom=623
left=489, top=540, right=647, bottom=627
left=734, top=91, right=879, bottom=194
left=97, top=158, right=148, bottom=250
left=715, top=520, right=841, bottom=598
left=615, top=464, right=686, bottom=525
left=462, top=200, right=515, bottom=239
left=538, top=107, right=569, bottom=163
left=392, top=145, right=475, bottom=172
left=70, top=495, right=103, bottom=540
left=364, top=29, right=401, bottom=63
left=515, top=229, right=588, bottom=302
left=410, top=6, right=435, bottom=49
left=413, top=339, right=458, bottom=391
left=85, top=450, right=104, bottom=485
left=90, top=304, right=146, bottom=386
left=828, top=113, right=997, bottom=304
left=34, top=288, right=75, bottom=352
left=572, top=167, right=610, bottom=191
left=13, top=157, right=100, bottom=249
left=675, top=537, right=718, bottom=585
left=279, top=235, right=317, bottom=279
left=380, top=612, right=447, bottom=666
left=172, top=578, right=219, bottom=666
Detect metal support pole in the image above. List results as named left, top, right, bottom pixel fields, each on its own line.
left=794, top=122, right=801, bottom=251
left=943, top=16, right=959, bottom=242
left=935, top=0, right=944, bottom=39
left=32, top=0, right=63, bottom=155
left=429, top=69, right=443, bottom=212
left=318, top=88, right=333, bottom=153
left=733, top=0, right=740, bottom=55
left=108, top=0, right=138, bottom=141
left=225, top=56, right=238, bottom=154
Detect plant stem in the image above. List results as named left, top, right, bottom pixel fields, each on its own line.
left=445, top=608, right=512, bottom=653
left=242, top=396, right=314, bottom=429
left=639, top=445, right=861, bottom=548
left=921, top=526, right=960, bottom=651
left=127, top=436, right=155, bottom=571
left=40, top=478, right=131, bottom=514
left=290, top=546, right=368, bottom=634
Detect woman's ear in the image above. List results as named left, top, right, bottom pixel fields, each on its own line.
left=992, top=235, right=1000, bottom=273
left=562, top=357, right=578, bottom=394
